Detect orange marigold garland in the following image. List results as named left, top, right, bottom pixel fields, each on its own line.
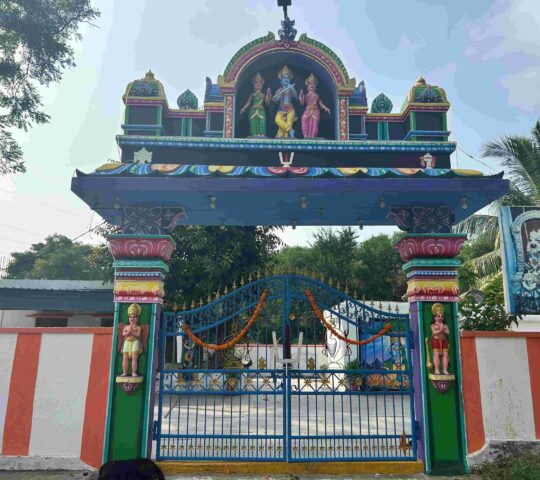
left=182, top=289, right=267, bottom=351
left=305, top=289, right=391, bottom=345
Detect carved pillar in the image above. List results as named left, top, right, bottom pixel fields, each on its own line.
left=102, top=234, right=176, bottom=462
left=224, top=94, right=234, bottom=138
left=338, top=96, right=348, bottom=140
left=394, top=233, right=468, bottom=475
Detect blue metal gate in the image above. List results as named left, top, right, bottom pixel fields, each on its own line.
left=155, top=275, right=416, bottom=462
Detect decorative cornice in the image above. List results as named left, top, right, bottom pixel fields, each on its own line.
left=387, top=206, right=455, bottom=233
left=394, top=234, right=467, bottom=262
left=108, top=235, right=176, bottom=262
left=402, top=258, right=461, bottom=271
left=116, top=135, right=458, bottom=154
left=219, top=31, right=353, bottom=93
left=90, top=163, right=493, bottom=180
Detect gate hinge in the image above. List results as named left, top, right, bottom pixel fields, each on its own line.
left=152, top=420, right=159, bottom=440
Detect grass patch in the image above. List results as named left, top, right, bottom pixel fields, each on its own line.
left=478, top=451, right=540, bottom=480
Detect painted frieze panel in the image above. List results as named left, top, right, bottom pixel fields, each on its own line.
left=500, top=206, right=540, bottom=314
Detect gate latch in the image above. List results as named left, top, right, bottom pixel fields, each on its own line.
left=152, top=420, right=159, bottom=440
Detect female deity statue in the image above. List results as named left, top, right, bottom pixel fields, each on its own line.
left=239, top=72, right=270, bottom=137
left=299, top=73, right=331, bottom=138
left=430, top=303, right=450, bottom=375
left=270, top=65, right=299, bottom=138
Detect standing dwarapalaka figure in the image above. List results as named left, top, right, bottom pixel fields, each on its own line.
left=299, top=73, right=331, bottom=138
left=117, top=303, right=149, bottom=377
left=430, top=303, right=450, bottom=375
left=239, top=72, right=270, bottom=137
left=271, top=65, right=299, bottom=138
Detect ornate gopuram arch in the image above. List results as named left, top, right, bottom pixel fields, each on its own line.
left=71, top=9, right=509, bottom=478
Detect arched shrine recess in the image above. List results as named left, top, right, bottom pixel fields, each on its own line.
left=218, top=32, right=356, bottom=140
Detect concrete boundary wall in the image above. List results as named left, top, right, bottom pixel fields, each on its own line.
left=460, top=331, right=540, bottom=465
left=0, top=328, right=112, bottom=470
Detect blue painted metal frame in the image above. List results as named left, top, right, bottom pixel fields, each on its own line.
left=155, top=275, right=416, bottom=462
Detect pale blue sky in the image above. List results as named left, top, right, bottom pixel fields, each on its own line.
left=1, top=0, right=539, bottom=256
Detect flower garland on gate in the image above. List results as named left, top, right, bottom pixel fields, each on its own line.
left=182, top=290, right=267, bottom=351
left=305, top=289, right=392, bottom=345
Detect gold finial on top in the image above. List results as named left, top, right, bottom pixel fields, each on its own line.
left=277, top=65, right=294, bottom=80
left=432, top=303, right=444, bottom=316
left=416, top=76, right=426, bottom=86
left=305, top=73, right=318, bottom=86
left=128, top=303, right=141, bottom=316
left=252, top=72, right=264, bottom=85
left=145, top=70, right=155, bottom=80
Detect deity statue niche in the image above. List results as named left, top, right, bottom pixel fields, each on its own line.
left=270, top=65, right=299, bottom=138
left=239, top=72, right=270, bottom=138
left=116, top=303, right=150, bottom=394
left=299, top=73, right=331, bottom=138
left=425, top=303, right=455, bottom=394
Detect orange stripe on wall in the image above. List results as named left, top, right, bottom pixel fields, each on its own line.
left=80, top=332, right=113, bottom=468
left=460, top=336, right=485, bottom=453
left=2, top=334, right=41, bottom=455
left=526, top=337, right=540, bottom=439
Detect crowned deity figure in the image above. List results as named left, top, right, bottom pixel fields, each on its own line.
left=430, top=303, right=450, bottom=375
left=270, top=65, right=299, bottom=138
left=117, top=303, right=149, bottom=377
left=239, top=72, right=270, bottom=137
left=299, top=73, right=330, bottom=138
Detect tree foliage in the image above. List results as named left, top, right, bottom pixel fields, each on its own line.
left=0, top=0, right=100, bottom=174
left=459, top=274, right=519, bottom=331
left=6, top=234, right=104, bottom=279
left=273, top=228, right=406, bottom=301
left=455, top=122, right=540, bottom=279
left=165, top=226, right=282, bottom=308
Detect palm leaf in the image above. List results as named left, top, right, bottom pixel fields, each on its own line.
left=482, top=133, right=540, bottom=201
left=453, top=214, right=498, bottom=242
left=470, top=249, right=502, bottom=278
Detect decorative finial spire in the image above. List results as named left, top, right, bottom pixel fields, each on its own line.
left=145, top=70, right=155, bottom=80
left=277, top=0, right=296, bottom=44
left=416, top=76, right=426, bottom=86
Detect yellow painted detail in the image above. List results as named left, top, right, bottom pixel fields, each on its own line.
left=453, top=168, right=483, bottom=176
left=96, top=163, right=123, bottom=171
left=407, top=278, right=458, bottom=296
left=208, top=165, right=236, bottom=173
left=157, top=460, right=424, bottom=475
left=114, top=280, right=164, bottom=297
left=151, top=164, right=181, bottom=172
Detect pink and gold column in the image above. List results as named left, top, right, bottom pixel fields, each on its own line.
left=394, top=232, right=468, bottom=475
left=102, top=234, right=176, bottom=463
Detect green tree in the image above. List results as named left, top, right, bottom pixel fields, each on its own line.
left=6, top=234, right=104, bottom=279
left=165, top=226, right=282, bottom=308
left=0, top=0, right=100, bottom=174
left=356, top=233, right=406, bottom=301
left=308, top=227, right=360, bottom=287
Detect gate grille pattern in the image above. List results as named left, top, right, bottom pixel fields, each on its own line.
left=156, top=275, right=416, bottom=462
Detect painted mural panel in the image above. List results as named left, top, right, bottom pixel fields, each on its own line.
left=500, top=206, right=540, bottom=314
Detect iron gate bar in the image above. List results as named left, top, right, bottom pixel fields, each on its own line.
left=156, top=275, right=416, bottom=462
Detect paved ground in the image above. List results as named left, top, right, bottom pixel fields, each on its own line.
left=0, top=473, right=482, bottom=480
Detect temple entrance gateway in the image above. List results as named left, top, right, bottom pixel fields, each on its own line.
left=155, top=274, right=415, bottom=462
left=70, top=2, right=510, bottom=474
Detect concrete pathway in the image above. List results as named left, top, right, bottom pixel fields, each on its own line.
left=0, top=472, right=482, bottom=480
